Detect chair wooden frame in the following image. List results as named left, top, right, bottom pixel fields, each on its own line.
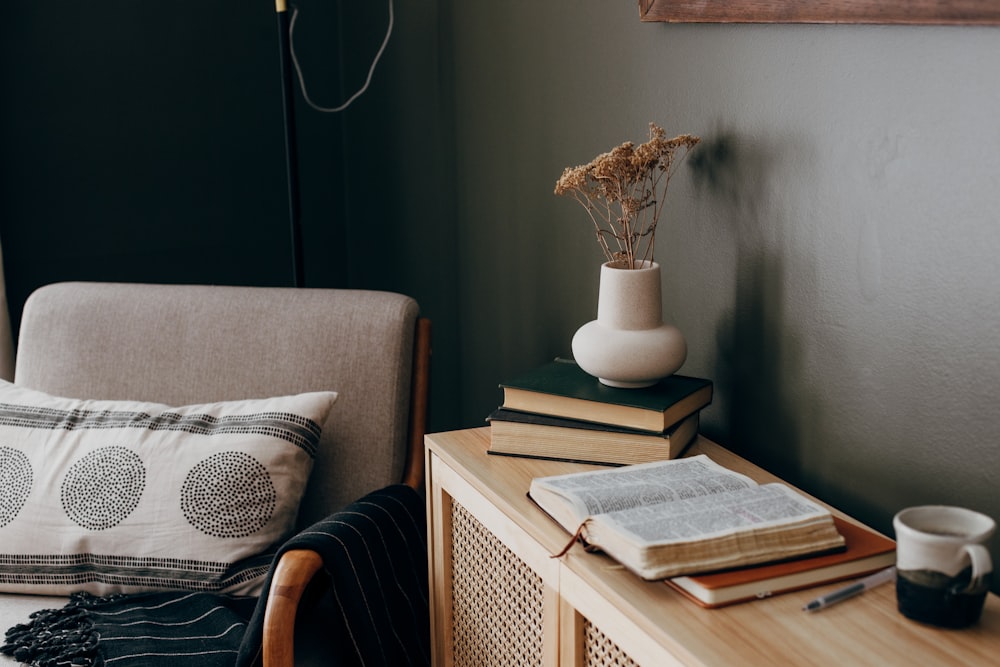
left=260, top=317, right=431, bottom=667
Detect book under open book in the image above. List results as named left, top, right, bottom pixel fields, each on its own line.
left=666, top=517, right=896, bottom=607
left=487, top=409, right=699, bottom=466
left=529, top=455, right=846, bottom=581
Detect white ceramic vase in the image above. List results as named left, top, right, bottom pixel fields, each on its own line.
left=571, top=260, right=687, bottom=388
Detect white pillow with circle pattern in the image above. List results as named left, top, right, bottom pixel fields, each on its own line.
left=0, top=380, right=337, bottom=597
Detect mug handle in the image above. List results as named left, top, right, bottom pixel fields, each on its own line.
left=958, top=544, right=993, bottom=593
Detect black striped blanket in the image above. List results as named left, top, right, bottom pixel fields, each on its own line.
left=2, top=484, right=430, bottom=667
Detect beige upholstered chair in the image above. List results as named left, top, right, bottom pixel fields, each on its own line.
left=0, top=282, right=430, bottom=666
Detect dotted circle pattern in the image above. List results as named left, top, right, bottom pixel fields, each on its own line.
left=180, top=451, right=276, bottom=538
left=61, top=446, right=146, bottom=530
left=0, top=447, right=33, bottom=528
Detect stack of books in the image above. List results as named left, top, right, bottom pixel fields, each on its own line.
left=488, top=358, right=714, bottom=465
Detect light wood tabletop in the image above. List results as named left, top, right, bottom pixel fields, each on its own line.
left=426, top=427, right=1000, bottom=666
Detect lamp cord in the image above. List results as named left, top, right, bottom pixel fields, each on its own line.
left=288, top=1, right=394, bottom=113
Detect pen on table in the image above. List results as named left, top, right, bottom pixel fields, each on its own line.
left=803, top=566, right=897, bottom=612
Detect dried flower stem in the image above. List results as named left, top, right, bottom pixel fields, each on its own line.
left=555, top=123, right=700, bottom=269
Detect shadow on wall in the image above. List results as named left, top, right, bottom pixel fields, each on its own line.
left=689, top=130, right=812, bottom=485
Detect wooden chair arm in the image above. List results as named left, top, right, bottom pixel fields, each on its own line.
left=262, top=549, right=324, bottom=667
left=402, top=317, right=431, bottom=491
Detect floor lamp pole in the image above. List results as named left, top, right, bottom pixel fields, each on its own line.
left=275, top=0, right=305, bottom=288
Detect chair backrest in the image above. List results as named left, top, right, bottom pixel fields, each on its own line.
left=14, top=282, right=424, bottom=528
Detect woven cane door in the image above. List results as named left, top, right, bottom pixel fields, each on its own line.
left=558, top=567, right=683, bottom=667
left=450, top=500, right=548, bottom=665
left=558, top=597, right=645, bottom=667
left=428, top=453, right=561, bottom=667
left=580, top=620, right=640, bottom=667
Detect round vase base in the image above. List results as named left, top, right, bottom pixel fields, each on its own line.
left=598, top=377, right=658, bottom=389
left=571, top=319, right=687, bottom=389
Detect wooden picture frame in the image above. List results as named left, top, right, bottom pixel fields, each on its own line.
left=639, top=1, right=1000, bottom=24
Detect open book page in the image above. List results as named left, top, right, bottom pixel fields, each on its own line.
left=530, top=454, right=758, bottom=527
left=589, top=483, right=832, bottom=548
left=531, top=454, right=845, bottom=580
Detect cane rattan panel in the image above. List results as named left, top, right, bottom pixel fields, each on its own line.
left=584, top=619, right=639, bottom=667
left=450, top=500, right=546, bottom=666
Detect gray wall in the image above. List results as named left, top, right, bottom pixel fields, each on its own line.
left=441, top=3, right=1000, bottom=555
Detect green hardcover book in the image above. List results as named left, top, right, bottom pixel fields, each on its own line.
left=499, top=358, right=713, bottom=432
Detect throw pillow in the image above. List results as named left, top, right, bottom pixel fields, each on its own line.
left=0, top=380, right=337, bottom=597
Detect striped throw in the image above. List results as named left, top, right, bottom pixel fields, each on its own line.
left=2, top=484, right=430, bottom=667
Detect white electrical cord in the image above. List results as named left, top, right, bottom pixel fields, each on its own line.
left=289, top=0, right=394, bottom=113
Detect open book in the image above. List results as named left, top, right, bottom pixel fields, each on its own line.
left=529, top=455, right=846, bottom=580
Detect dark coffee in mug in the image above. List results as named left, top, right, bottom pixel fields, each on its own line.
left=896, top=566, right=990, bottom=628
left=893, top=506, right=995, bottom=630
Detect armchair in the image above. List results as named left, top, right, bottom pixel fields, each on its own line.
left=0, top=282, right=430, bottom=666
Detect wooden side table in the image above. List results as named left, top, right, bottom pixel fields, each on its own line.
left=425, top=427, right=1000, bottom=666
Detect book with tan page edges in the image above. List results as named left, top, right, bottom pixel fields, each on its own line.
left=487, top=409, right=699, bottom=465
left=530, top=455, right=846, bottom=581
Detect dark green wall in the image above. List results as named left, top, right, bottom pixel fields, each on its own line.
left=1, top=1, right=461, bottom=430
left=3, top=2, right=292, bottom=306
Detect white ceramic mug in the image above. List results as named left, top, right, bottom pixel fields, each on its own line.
left=893, top=505, right=995, bottom=628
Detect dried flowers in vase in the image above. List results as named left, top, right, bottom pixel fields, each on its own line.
left=554, top=123, right=700, bottom=269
